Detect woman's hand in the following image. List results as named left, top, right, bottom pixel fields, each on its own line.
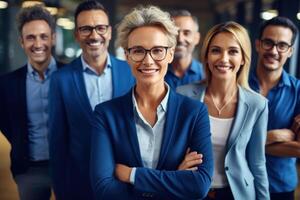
left=115, top=164, right=132, bottom=183
left=178, top=148, right=203, bottom=171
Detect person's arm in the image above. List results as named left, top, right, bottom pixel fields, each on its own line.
left=246, top=101, right=270, bottom=200
left=48, top=73, right=69, bottom=200
left=266, top=114, right=300, bottom=157
left=91, top=104, right=213, bottom=200
left=90, top=107, right=134, bottom=200
left=131, top=106, right=213, bottom=200
left=266, top=129, right=295, bottom=145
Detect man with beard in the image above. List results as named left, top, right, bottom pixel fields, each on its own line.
left=249, top=16, right=300, bottom=200
left=165, top=10, right=204, bottom=89
left=48, top=1, right=134, bottom=200
left=0, top=6, right=62, bottom=200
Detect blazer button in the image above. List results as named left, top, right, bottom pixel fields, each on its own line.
left=225, top=167, right=229, bottom=171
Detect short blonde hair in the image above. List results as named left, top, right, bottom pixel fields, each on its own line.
left=116, top=5, right=178, bottom=49
left=201, top=21, right=251, bottom=89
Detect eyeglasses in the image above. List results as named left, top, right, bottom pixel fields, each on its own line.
left=260, top=39, right=292, bottom=53
left=77, top=25, right=110, bottom=36
left=126, top=46, right=169, bottom=62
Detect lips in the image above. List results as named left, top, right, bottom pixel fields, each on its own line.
left=31, top=48, right=46, bottom=55
left=86, top=40, right=104, bottom=47
left=215, top=64, right=233, bottom=72
left=137, top=68, right=159, bottom=75
left=263, top=54, right=279, bottom=63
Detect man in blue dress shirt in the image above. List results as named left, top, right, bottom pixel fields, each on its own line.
left=48, top=1, right=135, bottom=200
left=249, top=16, right=300, bottom=200
left=165, top=10, right=204, bottom=89
left=0, top=6, right=61, bottom=200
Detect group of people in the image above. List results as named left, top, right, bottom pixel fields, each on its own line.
left=0, top=1, right=300, bottom=200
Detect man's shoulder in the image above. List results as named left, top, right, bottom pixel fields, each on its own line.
left=110, top=55, right=129, bottom=68
left=0, top=65, right=27, bottom=82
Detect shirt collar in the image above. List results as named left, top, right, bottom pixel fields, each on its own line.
left=27, top=56, right=57, bottom=77
left=168, top=59, right=199, bottom=74
left=132, top=83, right=170, bottom=113
left=81, top=53, right=111, bottom=75
left=250, top=68, right=291, bottom=88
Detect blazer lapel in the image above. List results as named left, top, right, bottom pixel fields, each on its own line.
left=157, top=90, right=178, bottom=169
left=72, top=58, right=93, bottom=114
left=110, top=55, right=118, bottom=98
left=18, top=66, right=28, bottom=128
left=123, top=90, right=143, bottom=166
left=226, top=86, right=249, bottom=152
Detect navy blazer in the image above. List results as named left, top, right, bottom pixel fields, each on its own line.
left=49, top=55, right=135, bottom=200
left=90, top=89, right=213, bottom=200
left=177, top=83, right=270, bottom=200
left=0, top=61, right=63, bottom=176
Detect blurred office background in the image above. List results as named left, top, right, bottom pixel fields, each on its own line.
left=0, top=0, right=299, bottom=77
left=0, top=0, right=300, bottom=199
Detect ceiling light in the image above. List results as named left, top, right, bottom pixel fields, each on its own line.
left=0, top=1, right=8, bottom=9
left=261, top=10, right=278, bottom=20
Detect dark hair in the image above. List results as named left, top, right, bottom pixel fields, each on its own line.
left=17, top=5, right=55, bottom=34
left=74, top=0, right=109, bottom=27
left=169, top=9, right=199, bottom=30
left=258, top=16, right=298, bottom=45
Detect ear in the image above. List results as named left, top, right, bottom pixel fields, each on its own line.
left=74, top=29, right=79, bottom=43
left=287, top=46, right=294, bottom=58
left=124, top=49, right=130, bottom=62
left=19, top=36, right=24, bottom=49
left=107, top=26, right=112, bottom=40
left=194, top=32, right=200, bottom=45
left=51, top=33, right=56, bottom=46
left=255, top=39, right=260, bottom=52
left=167, top=47, right=175, bottom=63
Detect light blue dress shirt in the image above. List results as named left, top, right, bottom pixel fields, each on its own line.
left=130, top=84, right=170, bottom=184
left=26, top=57, right=57, bottom=161
left=81, top=55, right=112, bottom=110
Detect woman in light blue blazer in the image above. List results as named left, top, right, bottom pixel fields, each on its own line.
left=177, top=22, right=270, bottom=200
left=90, top=6, right=214, bottom=200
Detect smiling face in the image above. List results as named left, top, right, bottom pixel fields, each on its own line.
left=75, top=9, right=111, bottom=62
left=20, top=20, right=55, bottom=71
left=207, top=32, right=244, bottom=82
left=173, top=16, right=200, bottom=60
left=256, top=25, right=293, bottom=73
left=126, top=26, right=174, bottom=87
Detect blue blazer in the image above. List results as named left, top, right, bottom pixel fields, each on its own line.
left=49, top=56, right=135, bottom=200
left=177, top=83, right=270, bottom=200
left=90, top=89, right=213, bottom=200
left=0, top=62, right=63, bottom=176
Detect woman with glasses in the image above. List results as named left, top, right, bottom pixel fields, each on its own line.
left=177, top=22, right=270, bottom=200
left=90, top=5, right=213, bottom=200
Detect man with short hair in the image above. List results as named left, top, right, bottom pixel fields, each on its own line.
left=249, top=16, right=300, bottom=200
left=0, top=5, right=61, bottom=200
left=165, top=9, right=204, bottom=89
left=48, top=1, right=135, bottom=199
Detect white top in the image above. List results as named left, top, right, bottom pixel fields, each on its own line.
left=209, top=115, right=234, bottom=188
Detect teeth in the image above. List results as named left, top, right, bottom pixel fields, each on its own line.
left=88, top=42, right=101, bottom=46
left=33, top=50, right=44, bottom=54
left=139, top=69, right=158, bottom=74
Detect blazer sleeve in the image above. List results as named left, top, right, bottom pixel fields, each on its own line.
left=133, top=105, right=213, bottom=199
left=48, top=73, right=69, bottom=200
left=246, top=100, right=270, bottom=200
left=90, top=108, right=135, bottom=200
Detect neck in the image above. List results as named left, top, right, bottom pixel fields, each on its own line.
left=256, top=65, right=282, bottom=90
left=172, top=55, right=192, bottom=78
left=135, top=82, right=167, bottom=109
left=209, top=78, right=237, bottom=98
left=83, top=53, right=107, bottom=75
left=31, top=57, right=52, bottom=80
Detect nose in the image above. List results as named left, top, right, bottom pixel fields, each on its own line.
left=220, top=52, right=229, bottom=63
left=142, top=51, right=154, bottom=65
left=89, top=28, right=100, bottom=39
left=34, top=38, right=42, bottom=48
left=177, top=31, right=184, bottom=43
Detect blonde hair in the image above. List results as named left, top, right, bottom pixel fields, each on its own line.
left=201, top=21, right=251, bottom=89
left=116, top=5, right=178, bottom=49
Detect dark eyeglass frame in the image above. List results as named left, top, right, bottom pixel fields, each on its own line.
left=126, top=46, right=170, bottom=62
left=260, top=39, right=292, bottom=53
left=77, top=25, right=110, bottom=36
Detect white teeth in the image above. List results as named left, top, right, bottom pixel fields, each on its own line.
left=33, top=50, right=44, bottom=54
left=139, top=69, right=158, bottom=74
left=89, top=42, right=101, bottom=46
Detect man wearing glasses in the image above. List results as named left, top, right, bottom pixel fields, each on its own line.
left=48, top=1, right=134, bottom=199
left=249, top=16, right=300, bottom=200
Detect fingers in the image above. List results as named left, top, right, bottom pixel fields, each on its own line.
left=178, top=152, right=203, bottom=170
